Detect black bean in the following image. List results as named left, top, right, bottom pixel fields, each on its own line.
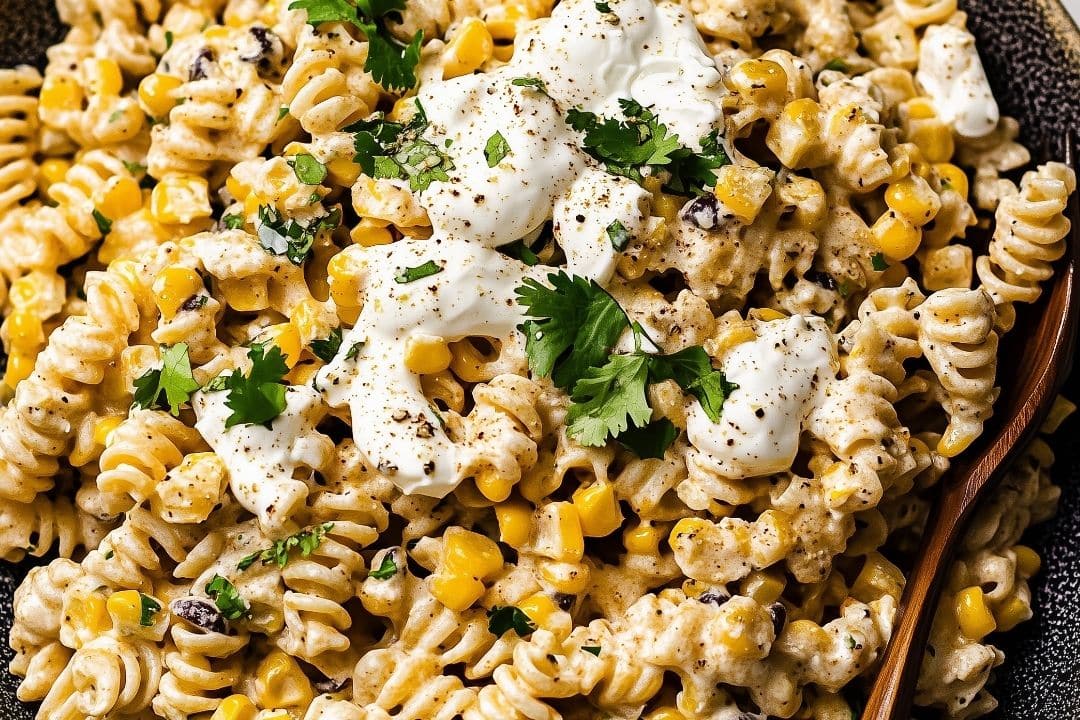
left=681, top=194, right=722, bottom=230
left=554, top=593, right=575, bottom=611
left=767, top=601, right=787, bottom=636
left=697, top=591, right=729, bottom=605
left=189, top=48, right=215, bottom=81
left=803, top=268, right=838, bottom=291
left=171, top=597, right=228, bottom=634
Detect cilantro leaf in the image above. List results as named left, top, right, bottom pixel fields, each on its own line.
left=616, top=417, right=677, bottom=459
left=310, top=327, right=343, bottom=362
left=139, top=594, right=161, bottom=626
left=348, top=103, right=454, bottom=192
left=582, top=645, right=602, bottom=656
left=222, top=214, right=245, bottom=230
left=345, top=341, right=364, bottom=360
left=484, top=131, right=511, bottom=167
left=511, top=76, right=548, bottom=95
left=369, top=551, right=398, bottom=579
left=256, top=204, right=341, bottom=265
left=289, top=153, right=328, bottom=185
left=395, top=259, right=443, bottom=283
left=487, top=606, right=536, bottom=637
left=499, top=238, right=540, bottom=266
left=221, top=343, right=290, bottom=428
left=93, top=209, right=113, bottom=236
left=606, top=220, right=630, bottom=250
left=567, top=353, right=652, bottom=446
left=516, top=272, right=629, bottom=390
left=824, top=58, right=849, bottom=72
left=277, top=106, right=291, bottom=121
left=132, top=343, right=201, bottom=416
left=871, top=252, right=889, bottom=271
left=595, top=1, right=610, bottom=10
left=205, top=575, right=248, bottom=620
left=648, top=345, right=736, bottom=423
left=165, top=30, right=174, bottom=49
left=288, top=0, right=359, bottom=23
left=237, top=523, right=334, bottom=570
left=123, top=160, right=147, bottom=175
left=665, top=128, right=731, bottom=195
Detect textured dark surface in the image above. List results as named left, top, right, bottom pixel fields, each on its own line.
left=0, top=1, right=1078, bottom=719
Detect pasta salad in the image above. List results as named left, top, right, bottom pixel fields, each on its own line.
left=0, top=0, right=1076, bottom=718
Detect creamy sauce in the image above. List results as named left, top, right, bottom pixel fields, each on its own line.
left=686, top=315, right=838, bottom=479
left=317, top=239, right=544, bottom=497
left=194, top=384, right=334, bottom=536
left=916, top=24, right=999, bottom=139
left=412, top=0, right=726, bottom=282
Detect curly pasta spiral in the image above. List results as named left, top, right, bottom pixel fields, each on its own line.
left=8, top=559, right=83, bottom=701
left=0, top=493, right=84, bottom=563
left=83, top=507, right=198, bottom=591
left=39, top=634, right=163, bottom=720
left=152, top=623, right=248, bottom=720
left=0, top=66, right=41, bottom=215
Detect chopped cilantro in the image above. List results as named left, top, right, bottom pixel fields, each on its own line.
left=289, top=0, right=422, bottom=91
left=103, top=550, right=114, bottom=560
left=511, top=76, right=548, bottom=95
left=123, top=160, right=147, bottom=175
left=647, top=345, right=737, bottom=424
left=220, top=343, right=290, bottom=428
left=165, top=30, right=174, bottom=49
left=347, top=102, right=454, bottom=192
left=310, top=327, right=343, bottom=362
left=567, top=352, right=652, bottom=446
left=132, top=343, right=201, bottom=416
left=594, top=1, right=610, bottom=10
left=289, top=153, right=328, bottom=185
left=871, top=252, right=889, bottom=271
left=139, top=594, right=161, bottom=626
left=845, top=634, right=857, bottom=649
left=823, top=58, right=849, bottom=72
left=237, top=523, right=334, bottom=570
left=516, top=272, right=628, bottom=390
left=222, top=214, right=245, bottom=230
left=92, top=209, right=113, bottom=235
left=499, top=238, right=540, bottom=266
left=605, top=219, right=630, bottom=250
left=395, top=259, right=443, bottom=283
left=484, top=131, right=511, bottom=167
left=256, top=204, right=341, bottom=265
left=345, top=341, right=364, bottom=360
left=369, top=552, right=398, bottom=579
left=615, top=418, right=677, bottom=459
left=582, top=645, right=602, bottom=656
left=277, top=106, right=290, bottom=121
left=204, top=575, right=248, bottom=621
left=487, top=605, right=536, bottom=637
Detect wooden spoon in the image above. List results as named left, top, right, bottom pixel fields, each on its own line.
left=861, top=136, right=1080, bottom=720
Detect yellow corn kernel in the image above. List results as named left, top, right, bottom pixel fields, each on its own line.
left=211, top=695, right=259, bottom=720
left=650, top=190, right=681, bottom=224
left=870, top=211, right=921, bottom=261
left=328, top=250, right=363, bottom=309
left=571, top=480, right=622, bottom=537
left=260, top=322, right=302, bottom=368
left=767, top=98, right=823, bottom=167
left=153, top=265, right=204, bottom=321
left=431, top=573, right=486, bottom=611
left=39, top=158, right=71, bottom=188
left=40, top=75, right=83, bottom=112
left=327, top=157, right=362, bottom=186
left=539, top=561, right=590, bottom=595
left=3, top=352, right=35, bottom=388
left=851, top=552, right=905, bottom=602
left=545, top=502, right=585, bottom=562
left=138, top=73, right=184, bottom=118
left=96, top=176, right=143, bottom=221
left=740, top=570, right=785, bottom=604
left=904, top=97, right=937, bottom=120
left=884, top=175, right=941, bottom=227
left=645, top=709, right=687, bottom=720
left=934, top=162, right=969, bottom=199
left=402, top=334, right=453, bottom=375
left=151, top=176, right=212, bottom=225
left=784, top=618, right=830, bottom=649
left=1013, top=545, right=1041, bottom=577
left=954, top=586, right=997, bottom=640
left=219, top=279, right=267, bottom=313
left=717, top=610, right=764, bottom=658
left=624, top=522, right=661, bottom=555
left=444, top=527, right=504, bottom=579
left=93, top=415, right=124, bottom=446
left=474, top=472, right=514, bottom=503
left=752, top=307, right=787, bottom=322
left=485, top=2, right=530, bottom=40
left=443, top=18, right=494, bottom=79
left=85, top=58, right=123, bottom=96
left=726, top=58, right=788, bottom=99
left=6, top=310, right=43, bottom=349
left=907, top=121, right=954, bottom=164
left=291, top=299, right=326, bottom=343
left=671, top=516, right=709, bottom=542
left=350, top=218, right=394, bottom=247
left=495, top=501, right=533, bottom=547
left=994, top=596, right=1031, bottom=633
left=203, top=25, right=231, bottom=41
left=71, top=592, right=112, bottom=640
left=225, top=174, right=251, bottom=204
left=519, top=593, right=559, bottom=630
left=492, top=43, right=514, bottom=62
left=254, top=650, right=314, bottom=711
left=105, top=590, right=143, bottom=626
left=714, top=165, right=774, bottom=224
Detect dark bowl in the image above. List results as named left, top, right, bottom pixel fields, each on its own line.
left=1, top=1, right=1078, bottom=718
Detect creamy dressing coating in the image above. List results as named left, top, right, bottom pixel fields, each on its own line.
left=686, top=315, right=839, bottom=479
left=194, top=385, right=334, bottom=536
left=317, top=239, right=545, bottom=497
left=412, top=0, right=725, bottom=282
left=916, top=24, right=999, bottom=139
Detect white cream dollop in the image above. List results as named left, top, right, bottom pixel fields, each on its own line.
left=916, top=24, right=999, bottom=139
left=194, top=384, right=334, bottom=536
left=411, top=0, right=725, bottom=282
left=317, top=239, right=544, bottom=498
left=686, top=315, right=838, bottom=479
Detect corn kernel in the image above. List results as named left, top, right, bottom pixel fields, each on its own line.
left=726, top=58, right=788, bottom=98
left=211, top=695, right=258, bottom=720
left=93, top=415, right=124, bottom=446
left=904, top=97, right=937, bottom=120
left=328, top=157, right=362, bottom=186
left=934, top=162, right=969, bottom=199
left=328, top=250, right=363, bottom=310
left=350, top=218, right=394, bottom=247
left=495, top=501, right=532, bottom=547
left=225, top=175, right=251, bottom=204
left=39, top=158, right=71, bottom=188
left=539, top=502, right=584, bottom=562
left=717, top=608, right=764, bottom=657
left=870, top=211, right=922, bottom=261
left=571, top=480, right=622, bottom=537
left=4, top=351, right=35, bottom=387
left=907, top=121, right=954, bottom=164
left=885, top=175, right=941, bottom=227
left=624, top=523, right=661, bottom=555
left=539, top=561, right=590, bottom=594
left=138, top=73, right=184, bottom=118
left=740, top=570, right=785, bottom=604
left=752, top=307, right=787, bottom=321
left=71, top=592, right=112, bottom=640
left=260, top=322, right=302, bottom=368
left=851, top=552, right=905, bottom=602
left=254, top=650, right=314, bottom=711
left=519, top=592, right=559, bottom=630
left=646, top=709, right=687, bottom=720
left=714, top=165, right=774, bottom=224
left=954, top=586, right=997, bottom=640
left=96, top=176, right=143, bottom=221
left=671, top=516, right=709, bottom=541
left=106, top=590, right=143, bottom=626
left=485, top=2, right=531, bottom=40
left=85, top=58, right=123, bottom=96
left=403, top=334, right=453, bottom=375
left=153, top=265, right=204, bottom=321
left=40, top=75, right=83, bottom=112
left=444, top=528, right=503, bottom=577
left=151, top=176, right=212, bottom=225
left=431, top=572, right=486, bottom=611
left=1013, top=545, right=1041, bottom=577
left=443, top=18, right=495, bottom=79
left=994, top=596, right=1031, bottom=633
left=492, top=43, right=514, bottom=62
left=5, top=311, right=43, bottom=348
left=475, top=472, right=514, bottom=503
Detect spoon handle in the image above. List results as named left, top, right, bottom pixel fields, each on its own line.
left=861, top=484, right=971, bottom=720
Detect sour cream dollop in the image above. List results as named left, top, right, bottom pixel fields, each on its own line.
left=916, top=24, right=999, bottom=139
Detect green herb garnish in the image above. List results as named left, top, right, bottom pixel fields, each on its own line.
left=511, top=76, right=548, bottom=95
left=369, top=552, right=398, bottom=579
left=237, top=523, right=334, bottom=570
left=132, top=343, right=201, bottom=416
left=93, top=209, right=113, bottom=235
left=256, top=204, right=341, bottom=265
left=871, top=252, right=889, bottom=271
left=605, top=219, right=630, bottom=250
left=218, top=343, right=290, bottom=428
left=139, top=594, right=161, bottom=627
left=484, top=131, right=511, bottom=167
left=395, top=259, right=443, bottom=283
left=289, top=153, right=328, bottom=185
left=487, top=605, right=536, bottom=637
left=347, top=101, right=454, bottom=192
left=222, top=214, right=245, bottom=229
left=310, top=327, right=343, bottom=362
left=204, top=575, right=248, bottom=620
